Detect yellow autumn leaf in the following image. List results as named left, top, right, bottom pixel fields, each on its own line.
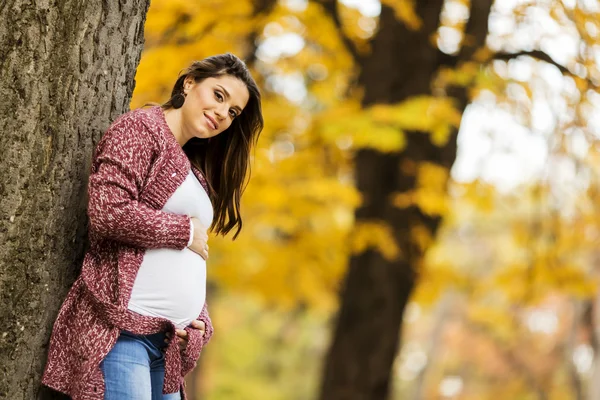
left=350, top=221, right=401, bottom=261
left=381, top=0, right=423, bottom=30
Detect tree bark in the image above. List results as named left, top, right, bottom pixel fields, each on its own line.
left=0, top=0, right=150, bottom=398
left=319, top=1, right=494, bottom=399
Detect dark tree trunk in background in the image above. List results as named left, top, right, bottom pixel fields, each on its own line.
left=319, top=1, right=494, bottom=399
left=0, top=1, right=150, bottom=398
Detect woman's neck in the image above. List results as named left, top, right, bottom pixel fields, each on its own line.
left=162, top=108, right=187, bottom=147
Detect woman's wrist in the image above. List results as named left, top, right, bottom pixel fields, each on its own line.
left=187, top=217, right=194, bottom=247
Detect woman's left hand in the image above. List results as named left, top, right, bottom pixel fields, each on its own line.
left=166, top=319, right=206, bottom=351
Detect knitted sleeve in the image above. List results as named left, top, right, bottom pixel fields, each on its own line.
left=181, top=302, right=214, bottom=376
left=87, top=113, right=191, bottom=250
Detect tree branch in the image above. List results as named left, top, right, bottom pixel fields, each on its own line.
left=439, top=0, right=494, bottom=68
left=319, top=0, right=361, bottom=64
left=244, top=0, right=279, bottom=66
left=492, top=50, right=569, bottom=74
left=458, top=0, right=495, bottom=61
left=492, top=50, right=600, bottom=88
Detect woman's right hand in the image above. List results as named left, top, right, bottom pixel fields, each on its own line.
left=188, top=217, right=209, bottom=260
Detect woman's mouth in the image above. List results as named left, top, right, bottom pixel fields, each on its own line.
left=205, top=114, right=218, bottom=130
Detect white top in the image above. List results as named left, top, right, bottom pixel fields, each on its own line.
left=128, top=169, right=213, bottom=329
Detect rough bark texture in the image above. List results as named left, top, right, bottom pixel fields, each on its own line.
left=319, top=1, right=494, bottom=399
left=0, top=0, right=150, bottom=398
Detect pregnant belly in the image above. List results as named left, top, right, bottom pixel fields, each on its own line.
left=128, top=248, right=207, bottom=328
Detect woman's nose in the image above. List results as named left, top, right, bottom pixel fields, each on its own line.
left=215, top=105, right=227, bottom=120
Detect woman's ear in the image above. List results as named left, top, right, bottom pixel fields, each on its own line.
left=183, top=76, right=195, bottom=94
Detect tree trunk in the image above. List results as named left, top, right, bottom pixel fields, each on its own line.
left=0, top=1, right=150, bottom=398
left=411, top=293, right=454, bottom=400
left=319, top=1, right=494, bottom=399
left=566, top=300, right=584, bottom=400
left=588, top=293, right=600, bottom=400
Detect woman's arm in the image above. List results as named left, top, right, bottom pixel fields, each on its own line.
left=87, top=114, right=192, bottom=249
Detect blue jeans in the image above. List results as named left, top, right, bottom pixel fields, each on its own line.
left=100, top=330, right=181, bottom=400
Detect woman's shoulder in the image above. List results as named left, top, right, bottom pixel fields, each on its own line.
left=110, top=106, right=161, bottom=132
left=102, top=106, right=166, bottom=147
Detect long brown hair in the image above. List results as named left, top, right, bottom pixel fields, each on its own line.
left=163, top=54, right=264, bottom=239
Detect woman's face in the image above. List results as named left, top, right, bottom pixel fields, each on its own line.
left=181, top=75, right=250, bottom=140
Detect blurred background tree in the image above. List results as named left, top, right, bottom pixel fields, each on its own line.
left=132, top=0, right=600, bottom=399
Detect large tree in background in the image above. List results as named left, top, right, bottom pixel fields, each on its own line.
left=0, top=1, right=149, bottom=397
left=317, top=0, right=592, bottom=398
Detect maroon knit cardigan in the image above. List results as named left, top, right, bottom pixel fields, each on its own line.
left=42, top=106, right=214, bottom=399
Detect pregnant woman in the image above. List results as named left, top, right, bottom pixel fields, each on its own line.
left=42, top=53, right=264, bottom=399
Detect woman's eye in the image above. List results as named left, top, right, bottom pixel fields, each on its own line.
left=229, top=110, right=237, bottom=118
left=215, top=91, right=223, bottom=101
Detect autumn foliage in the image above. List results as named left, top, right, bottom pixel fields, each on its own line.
left=132, top=1, right=600, bottom=399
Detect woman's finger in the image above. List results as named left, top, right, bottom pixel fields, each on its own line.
left=191, top=320, right=206, bottom=331
left=175, top=329, right=188, bottom=339
left=180, top=336, right=189, bottom=350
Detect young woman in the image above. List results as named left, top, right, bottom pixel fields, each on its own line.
left=42, top=53, right=264, bottom=399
